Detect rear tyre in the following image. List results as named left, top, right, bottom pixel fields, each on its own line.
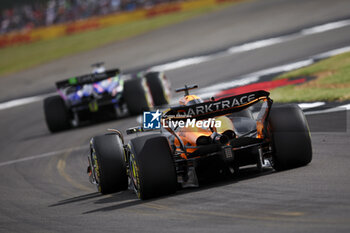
left=91, top=134, right=128, bottom=194
left=129, top=135, right=177, bottom=200
left=144, top=72, right=171, bottom=106
left=269, top=104, right=312, bottom=171
left=44, top=95, right=71, bottom=132
left=123, top=78, right=153, bottom=115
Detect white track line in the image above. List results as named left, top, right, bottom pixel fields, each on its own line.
left=305, top=103, right=350, bottom=115
left=0, top=93, right=55, bottom=111
left=150, top=56, right=211, bottom=72
left=298, top=102, right=325, bottom=110
left=150, top=19, right=350, bottom=72
left=301, top=19, right=350, bottom=35
left=0, top=133, right=138, bottom=167
left=196, top=59, right=314, bottom=99
left=0, top=146, right=87, bottom=167
left=314, top=46, right=350, bottom=60
left=1, top=19, right=350, bottom=111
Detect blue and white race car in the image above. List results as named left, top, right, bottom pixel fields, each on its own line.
left=43, top=63, right=171, bottom=132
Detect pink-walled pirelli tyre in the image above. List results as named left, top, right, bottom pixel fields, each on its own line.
left=269, top=104, right=312, bottom=171
left=129, top=135, right=177, bottom=200
left=91, top=134, right=128, bottom=194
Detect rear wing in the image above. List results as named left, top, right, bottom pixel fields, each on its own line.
left=163, top=90, right=270, bottom=121
left=55, top=68, right=120, bottom=89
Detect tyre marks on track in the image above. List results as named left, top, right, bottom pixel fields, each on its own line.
left=56, top=149, right=91, bottom=192
left=0, top=145, right=87, bottom=167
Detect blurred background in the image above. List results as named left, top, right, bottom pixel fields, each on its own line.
left=1, top=0, right=182, bottom=34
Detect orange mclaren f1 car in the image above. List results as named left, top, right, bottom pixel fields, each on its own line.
left=87, top=85, right=312, bottom=200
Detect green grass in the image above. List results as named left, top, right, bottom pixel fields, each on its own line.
left=270, top=51, right=350, bottom=102
left=0, top=3, right=234, bottom=76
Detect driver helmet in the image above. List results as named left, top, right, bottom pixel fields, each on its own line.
left=179, top=95, right=203, bottom=106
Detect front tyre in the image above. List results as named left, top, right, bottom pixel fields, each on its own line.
left=90, top=134, right=128, bottom=194
left=269, top=104, right=312, bottom=171
left=129, top=135, right=177, bottom=200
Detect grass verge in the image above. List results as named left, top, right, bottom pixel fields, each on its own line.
left=0, top=2, right=236, bottom=77
left=270, top=51, right=350, bottom=102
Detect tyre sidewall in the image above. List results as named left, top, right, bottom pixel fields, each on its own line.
left=129, top=135, right=177, bottom=199
left=92, top=134, right=128, bottom=194
left=269, top=104, right=312, bottom=170
left=123, top=78, right=153, bottom=115
left=145, top=72, right=171, bottom=106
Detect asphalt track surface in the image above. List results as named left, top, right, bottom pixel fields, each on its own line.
left=1, top=0, right=350, bottom=232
